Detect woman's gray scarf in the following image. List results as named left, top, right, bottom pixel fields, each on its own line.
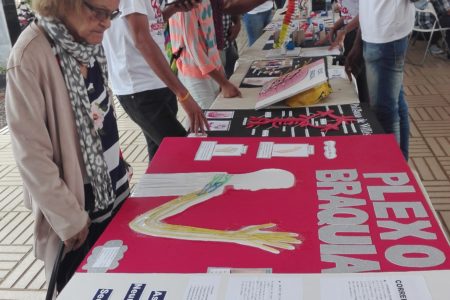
left=39, top=17, right=114, bottom=211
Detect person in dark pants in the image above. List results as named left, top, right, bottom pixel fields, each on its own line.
left=319, top=0, right=369, bottom=103
left=343, top=28, right=369, bottom=104
left=103, top=0, right=208, bottom=161
left=221, top=14, right=241, bottom=78
left=118, top=89, right=186, bottom=158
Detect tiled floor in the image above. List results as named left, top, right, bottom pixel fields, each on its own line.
left=0, top=40, right=449, bottom=299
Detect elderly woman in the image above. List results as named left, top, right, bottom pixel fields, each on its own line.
left=5, top=0, right=129, bottom=292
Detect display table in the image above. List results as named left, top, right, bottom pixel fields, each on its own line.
left=211, top=62, right=359, bottom=110
left=211, top=9, right=357, bottom=110
left=77, top=135, right=450, bottom=275
left=58, top=270, right=450, bottom=300
left=59, top=7, right=450, bottom=300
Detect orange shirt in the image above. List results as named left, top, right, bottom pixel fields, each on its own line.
left=169, top=0, right=222, bottom=78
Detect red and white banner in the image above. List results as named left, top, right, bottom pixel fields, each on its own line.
left=79, top=135, right=450, bottom=274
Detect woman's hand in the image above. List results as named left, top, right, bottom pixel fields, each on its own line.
left=64, top=221, right=90, bottom=251
left=180, top=96, right=209, bottom=134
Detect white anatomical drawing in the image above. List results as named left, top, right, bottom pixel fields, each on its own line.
left=130, top=169, right=301, bottom=254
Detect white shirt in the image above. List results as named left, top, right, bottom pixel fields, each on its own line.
left=247, top=1, right=273, bottom=14
left=359, top=0, right=415, bottom=44
left=103, top=0, right=167, bottom=95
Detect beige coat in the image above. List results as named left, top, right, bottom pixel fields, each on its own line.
left=5, top=22, right=89, bottom=281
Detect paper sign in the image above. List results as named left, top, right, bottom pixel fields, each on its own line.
left=321, top=275, right=432, bottom=300
left=183, top=276, right=220, bottom=300
left=225, top=277, right=303, bottom=300
left=205, top=111, right=235, bottom=119
left=208, top=120, right=231, bottom=131
left=257, top=142, right=314, bottom=158
left=195, top=141, right=217, bottom=161
left=195, top=142, right=247, bottom=161
left=82, top=240, right=127, bottom=273
left=92, top=247, right=120, bottom=269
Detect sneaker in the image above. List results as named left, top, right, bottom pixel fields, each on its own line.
left=429, top=44, right=444, bottom=55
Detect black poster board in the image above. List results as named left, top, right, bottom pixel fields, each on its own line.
left=201, top=103, right=383, bottom=138
left=263, top=33, right=331, bottom=51
left=240, top=57, right=323, bottom=88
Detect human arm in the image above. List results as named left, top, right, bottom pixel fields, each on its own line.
left=177, top=7, right=241, bottom=97
left=65, top=222, right=89, bottom=250
left=125, top=13, right=208, bottom=133
left=315, top=17, right=344, bottom=46
left=208, top=68, right=241, bottom=97
left=344, top=26, right=362, bottom=82
left=329, top=15, right=359, bottom=50
left=327, top=17, right=344, bottom=43
left=227, top=14, right=241, bottom=42
left=6, top=63, right=89, bottom=248
left=223, top=0, right=268, bottom=15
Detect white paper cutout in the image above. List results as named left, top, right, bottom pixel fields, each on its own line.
left=130, top=169, right=301, bottom=254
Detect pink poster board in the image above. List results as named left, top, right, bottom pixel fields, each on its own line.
left=78, top=135, right=450, bottom=274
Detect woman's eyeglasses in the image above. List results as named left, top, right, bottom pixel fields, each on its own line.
left=83, top=1, right=121, bottom=21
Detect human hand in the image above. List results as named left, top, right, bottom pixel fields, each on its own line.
left=329, top=29, right=345, bottom=50
left=229, top=223, right=301, bottom=254
left=221, top=81, right=241, bottom=98
left=180, top=96, right=209, bottom=134
left=64, top=221, right=90, bottom=251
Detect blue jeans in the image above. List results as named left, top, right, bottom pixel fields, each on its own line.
left=243, top=9, right=273, bottom=46
left=363, top=36, right=410, bottom=160
left=118, top=88, right=187, bottom=160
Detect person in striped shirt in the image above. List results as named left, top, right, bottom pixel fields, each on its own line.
left=169, top=0, right=241, bottom=109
